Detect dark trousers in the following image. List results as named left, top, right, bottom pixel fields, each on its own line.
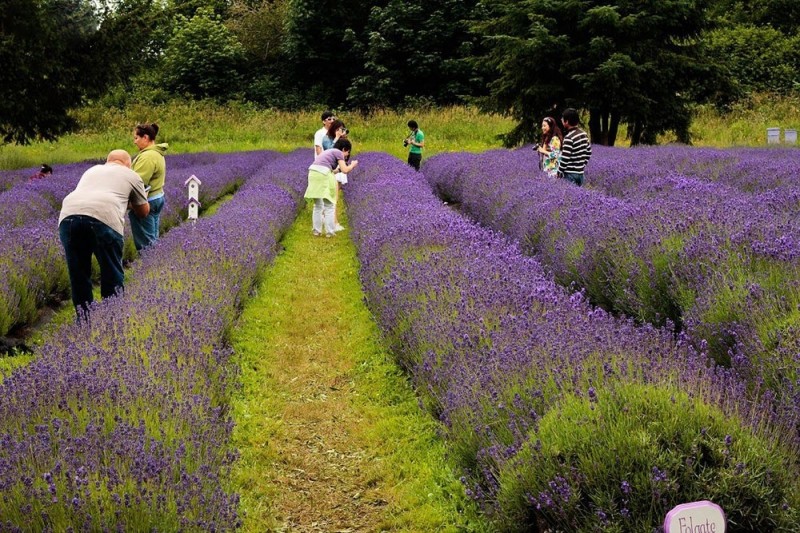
left=59, top=215, right=125, bottom=317
left=407, top=152, right=422, bottom=171
left=561, top=171, right=585, bottom=186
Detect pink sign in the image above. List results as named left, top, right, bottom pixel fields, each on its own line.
left=664, top=501, right=726, bottom=533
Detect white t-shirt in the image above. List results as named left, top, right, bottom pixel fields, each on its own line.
left=313, top=127, right=327, bottom=157
left=59, top=163, right=149, bottom=235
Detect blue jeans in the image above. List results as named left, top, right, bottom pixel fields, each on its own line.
left=59, top=215, right=125, bottom=317
left=129, top=195, right=165, bottom=251
left=562, top=172, right=585, bottom=186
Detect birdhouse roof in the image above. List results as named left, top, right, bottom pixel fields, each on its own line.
left=184, top=175, right=202, bottom=186
left=186, top=198, right=202, bottom=207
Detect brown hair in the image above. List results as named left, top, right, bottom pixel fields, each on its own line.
left=135, top=122, right=159, bottom=141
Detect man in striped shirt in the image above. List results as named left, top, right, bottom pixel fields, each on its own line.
left=559, top=108, right=592, bottom=186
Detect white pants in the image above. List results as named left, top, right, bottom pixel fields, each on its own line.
left=312, top=198, right=335, bottom=234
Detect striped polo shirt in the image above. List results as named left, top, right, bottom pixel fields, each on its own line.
left=561, top=128, right=592, bottom=173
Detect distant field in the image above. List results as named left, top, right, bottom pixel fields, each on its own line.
left=1, top=93, right=798, bottom=170
left=0, top=104, right=515, bottom=170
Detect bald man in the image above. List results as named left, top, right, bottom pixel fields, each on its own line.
left=59, top=150, right=150, bottom=318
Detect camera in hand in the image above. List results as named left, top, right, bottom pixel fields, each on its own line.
left=403, top=138, right=410, bottom=147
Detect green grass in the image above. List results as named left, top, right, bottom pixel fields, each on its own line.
left=229, top=203, right=490, bottom=531
left=0, top=103, right=515, bottom=170
left=5, top=92, right=799, bottom=171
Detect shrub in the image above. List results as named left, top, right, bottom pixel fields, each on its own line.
left=497, top=383, right=800, bottom=532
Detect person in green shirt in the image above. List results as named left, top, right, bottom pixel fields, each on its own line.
left=404, top=120, right=425, bottom=171
left=130, top=122, right=168, bottom=251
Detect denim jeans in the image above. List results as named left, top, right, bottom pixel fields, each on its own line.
left=562, top=171, right=585, bottom=186
left=59, top=215, right=125, bottom=317
left=129, top=195, right=165, bottom=251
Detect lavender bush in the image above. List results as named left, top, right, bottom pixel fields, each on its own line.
left=0, top=150, right=309, bottom=529
left=346, top=153, right=800, bottom=530
left=423, top=148, right=800, bottom=409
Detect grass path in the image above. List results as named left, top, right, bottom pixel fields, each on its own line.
left=229, top=203, right=489, bottom=532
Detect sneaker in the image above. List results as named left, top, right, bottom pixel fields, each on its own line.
left=325, top=232, right=334, bottom=238
left=334, top=224, right=345, bottom=232
left=312, top=230, right=321, bottom=237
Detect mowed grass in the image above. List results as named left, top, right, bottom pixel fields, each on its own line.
left=229, top=203, right=490, bottom=531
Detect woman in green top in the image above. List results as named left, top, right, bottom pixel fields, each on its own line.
left=130, top=122, right=168, bottom=251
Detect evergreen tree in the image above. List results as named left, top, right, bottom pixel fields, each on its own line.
left=0, top=0, right=100, bottom=143
left=281, top=0, right=373, bottom=107
left=474, top=0, right=718, bottom=146
left=347, top=0, right=483, bottom=109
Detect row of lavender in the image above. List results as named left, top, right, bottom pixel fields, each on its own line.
left=0, top=150, right=309, bottom=530
left=588, top=145, right=800, bottom=197
left=424, top=148, right=799, bottom=408
left=0, top=151, right=272, bottom=336
left=345, top=154, right=799, bottom=529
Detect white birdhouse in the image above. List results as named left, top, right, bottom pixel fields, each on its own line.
left=184, top=175, right=202, bottom=201
left=187, top=198, right=202, bottom=221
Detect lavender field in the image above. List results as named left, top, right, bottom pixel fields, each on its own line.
left=425, top=147, right=800, bottom=420
left=348, top=153, right=799, bottom=530
left=0, top=150, right=307, bottom=529
left=1, top=146, right=798, bottom=530
left=0, top=151, right=273, bottom=337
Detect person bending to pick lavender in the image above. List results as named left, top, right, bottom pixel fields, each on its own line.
left=58, top=150, right=150, bottom=319
left=304, top=139, right=358, bottom=237
left=323, top=119, right=350, bottom=232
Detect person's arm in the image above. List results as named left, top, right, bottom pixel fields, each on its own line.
left=129, top=179, right=150, bottom=217
left=411, top=131, right=424, bottom=148
left=560, top=134, right=574, bottom=167
left=337, top=158, right=359, bottom=174
left=130, top=201, right=150, bottom=218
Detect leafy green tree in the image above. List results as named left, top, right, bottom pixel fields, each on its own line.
left=707, top=0, right=800, bottom=34
left=91, top=0, right=173, bottom=92
left=0, top=0, right=100, bottom=143
left=346, top=0, right=483, bottom=109
left=474, top=0, right=717, bottom=146
left=281, top=0, right=374, bottom=106
left=226, top=0, right=288, bottom=64
left=160, top=7, right=246, bottom=99
left=704, top=24, right=800, bottom=100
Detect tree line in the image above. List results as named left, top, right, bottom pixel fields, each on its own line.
left=2, top=0, right=798, bottom=146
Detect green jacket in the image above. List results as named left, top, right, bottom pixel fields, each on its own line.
left=132, top=143, right=168, bottom=198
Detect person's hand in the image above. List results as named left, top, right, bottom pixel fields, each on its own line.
left=351, top=159, right=359, bottom=167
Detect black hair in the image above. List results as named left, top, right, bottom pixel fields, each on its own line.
left=561, top=108, right=580, bottom=127
left=407, top=120, right=418, bottom=130
left=321, top=110, right=335, bottom=121
left=333, top=139, right=352, bottom=153
left=40, top=164, right=53, bottom=174
left=135, top=123, right=159, bottom=140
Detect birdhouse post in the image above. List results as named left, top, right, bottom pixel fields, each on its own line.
left=184, top=175, right=202, bottom=222
left=187, top=198, right=201, bottom=221
left=185, top=175, right=202, bottom=201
